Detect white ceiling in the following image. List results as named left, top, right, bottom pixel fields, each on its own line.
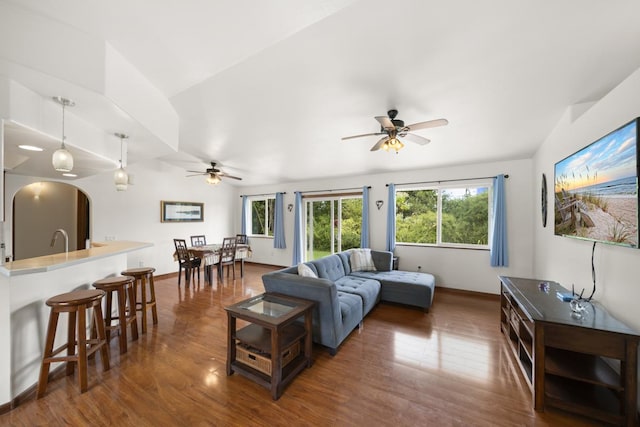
left=3, top=0, right=640, bottom=186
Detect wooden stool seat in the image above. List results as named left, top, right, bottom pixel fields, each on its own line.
left=121, top=267, right=157, bottom=334
left=37, top=289, right=110, bottom=398
left=93, top=276, right=139, bottom=354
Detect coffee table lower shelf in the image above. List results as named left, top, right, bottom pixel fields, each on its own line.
left=230, top=353, right=310, bottom=394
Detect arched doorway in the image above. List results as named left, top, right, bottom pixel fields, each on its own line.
left=12, top=182, right=90, bottom=260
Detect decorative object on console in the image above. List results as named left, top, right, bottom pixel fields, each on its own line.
left=114, top=133, right=129, bottom=191
left=342, top=109, right=448, bottom=153
left=554, top=118, right=638, bottom=247
left=52, top=96, right=75, bottom=172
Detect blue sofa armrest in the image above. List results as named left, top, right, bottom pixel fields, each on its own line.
left=371, top=250, right=393, bottom=271
left=262, top=271, right=355, bottom=352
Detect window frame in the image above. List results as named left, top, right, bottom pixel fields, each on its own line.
left=303, top=192, right=363, bottom=260
left=248, top=196, right=276, bottom=238
left=395, top=180, right=493, bottom=250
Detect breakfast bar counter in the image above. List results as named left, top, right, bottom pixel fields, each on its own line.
left=0, top=240, right=152, bottom=412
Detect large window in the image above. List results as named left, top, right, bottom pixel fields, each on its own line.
left=250, top=197, right=275, bottom=237
left=305, top=195, right=362, bottom=260
left=396, top=183, right=491, bottom=248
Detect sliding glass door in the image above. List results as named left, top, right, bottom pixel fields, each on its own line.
left=305, top=196, right=362, bottom=260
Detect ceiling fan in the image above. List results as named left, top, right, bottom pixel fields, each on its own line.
left=342, top=109, right=448, bottom=153
left=186, top=162, right=242, bottom=184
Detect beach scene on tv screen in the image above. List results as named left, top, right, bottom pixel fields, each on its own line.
left=554, top=120, right=638, bottom=247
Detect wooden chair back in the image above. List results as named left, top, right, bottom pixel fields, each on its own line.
left=220, top=237, right=237, bottom=264
left=190, top=235, right=207, bottom=247
left=235, top=234, right=248, bottom=244
left=174, top=239, right=191, bottom=263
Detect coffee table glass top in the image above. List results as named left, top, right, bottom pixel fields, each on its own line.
left=236, top=294, right=297, bottom=318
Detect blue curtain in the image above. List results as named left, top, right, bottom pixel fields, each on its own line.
left=274, top=193, right=286, bottom=249
left=490, top=174, right=508, bottom=267
left=241, top=196, right=248, bottom=235
left=385, top=184, right=396, bottom=252
left=360, top=186, right=370, bottom=248
left=292, top=192, right=304, bottom=265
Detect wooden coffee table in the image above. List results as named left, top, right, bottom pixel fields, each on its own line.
left=225, top=293, right=315, bottom=400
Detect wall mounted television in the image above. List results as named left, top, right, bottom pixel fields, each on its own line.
left=554, top=118, right=639, bottom=248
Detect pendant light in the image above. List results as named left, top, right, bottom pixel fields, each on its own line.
left=52, top=97, right=75, bottom=172
left=114, top=133, right=129, bottom=191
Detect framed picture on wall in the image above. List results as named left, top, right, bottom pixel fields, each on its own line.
left=161, top=201, right=204, bottom=222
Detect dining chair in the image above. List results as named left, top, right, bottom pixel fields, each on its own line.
left=190, top=235, right=207, bottom=247
left=173, top=238, right=201, bottom=286
left=217, top=237, right=237, bottom=280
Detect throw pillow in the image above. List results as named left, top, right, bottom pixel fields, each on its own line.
left=350, top=248, right=377, bottom=272
left=297, top=263, right=317, bottom=278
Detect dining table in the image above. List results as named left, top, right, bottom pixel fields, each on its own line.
left=187, top=243, right=252, bottom=282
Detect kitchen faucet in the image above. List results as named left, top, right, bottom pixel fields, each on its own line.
left=50, top=229, right=69, bottom=254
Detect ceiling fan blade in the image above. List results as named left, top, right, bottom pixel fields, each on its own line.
left=186, top=170, right=206, bottom=174
left=375, top=116, right=395, bottom=130
left=406, top=118, right=449, bottom=132
left=186, top=173, right=207, bottom=177
left=370, top=136, right=388, bottom=152
left=342, top=132, right=384, bottom=141
left=401, top=133, right=431, bottom=145
left=218, top=172, right=242, bottom=180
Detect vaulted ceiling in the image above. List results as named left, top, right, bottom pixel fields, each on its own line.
left=3, top=0, right=640, bottom=185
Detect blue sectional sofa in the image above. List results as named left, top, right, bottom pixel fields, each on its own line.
left=261, top=249, right=435, bottom=355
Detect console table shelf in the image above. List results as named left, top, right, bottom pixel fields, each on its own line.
left=499, top=276, right=639, bottom=426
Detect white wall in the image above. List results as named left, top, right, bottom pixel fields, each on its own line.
left=533, top=66, right=640, bottom=332
left=4, top=159, right=238, bottom=276
left=237, top=158, right=533, bottom=295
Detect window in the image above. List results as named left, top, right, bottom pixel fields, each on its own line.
left=305, top=195, right=362, bottom=260
left=396, top=183, right=491, bottom=248
left=250, top=197, right=275, bottom=237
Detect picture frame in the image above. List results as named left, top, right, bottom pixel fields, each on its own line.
left=161, top=201, right=204, bottom=222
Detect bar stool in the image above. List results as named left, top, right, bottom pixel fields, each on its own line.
left=37, top=289, right=110, bottom=398
left=92, top=276, right=139, bottom=354
left=121, top=267, right=158, bottom=334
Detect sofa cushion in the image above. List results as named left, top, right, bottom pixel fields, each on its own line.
left=311, top=254, right=347, bottom=282
left=350, top=248, right=377, bottom=272
left=349, top=270, right=435, bottom=311
left=334, top=275, right=380, bottom=315
left=297, top=263, right=317, bottom=278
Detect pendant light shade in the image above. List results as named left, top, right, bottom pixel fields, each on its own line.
left=52, top=97, right=75, bottom=172
left=114, top=133, right=129, bottom=191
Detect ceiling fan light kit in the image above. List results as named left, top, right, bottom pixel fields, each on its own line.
left=52, top=96, right=75, bottom=172
left=343, top=109, right=448, bottom=153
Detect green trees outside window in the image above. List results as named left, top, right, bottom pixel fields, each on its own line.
left=306, top=196, right=362, bottom=260
left=396, top=185, right=490, bottom=247
left=251, top=198, right=275, bottom=236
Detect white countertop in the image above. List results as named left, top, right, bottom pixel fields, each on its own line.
left=0, top=240, right=153, bottom=277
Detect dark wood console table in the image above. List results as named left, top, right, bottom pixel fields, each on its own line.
left=499, top=276, right=639, bottom=426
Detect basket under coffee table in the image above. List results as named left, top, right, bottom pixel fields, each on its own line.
left=225, top=293, right=315, bottom=400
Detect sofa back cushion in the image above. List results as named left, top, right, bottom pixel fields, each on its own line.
left=311, top=254, right=347, bottom=281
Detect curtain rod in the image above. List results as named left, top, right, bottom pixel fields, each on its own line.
left=386, top=174, right=508, bottom=187
left=239, top=192, right=286, bottom=198
left=296, top=186, right=371, bottom=195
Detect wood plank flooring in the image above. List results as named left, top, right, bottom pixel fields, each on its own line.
left=0, top=263, right=601, bottom=426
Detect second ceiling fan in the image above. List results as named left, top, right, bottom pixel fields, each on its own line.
left=186, top=162, right=242, bottom=184
left=342, top=109, right=448, bottom=153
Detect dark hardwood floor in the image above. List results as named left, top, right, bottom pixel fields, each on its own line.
left=0, top=263, right=601, bottom=426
